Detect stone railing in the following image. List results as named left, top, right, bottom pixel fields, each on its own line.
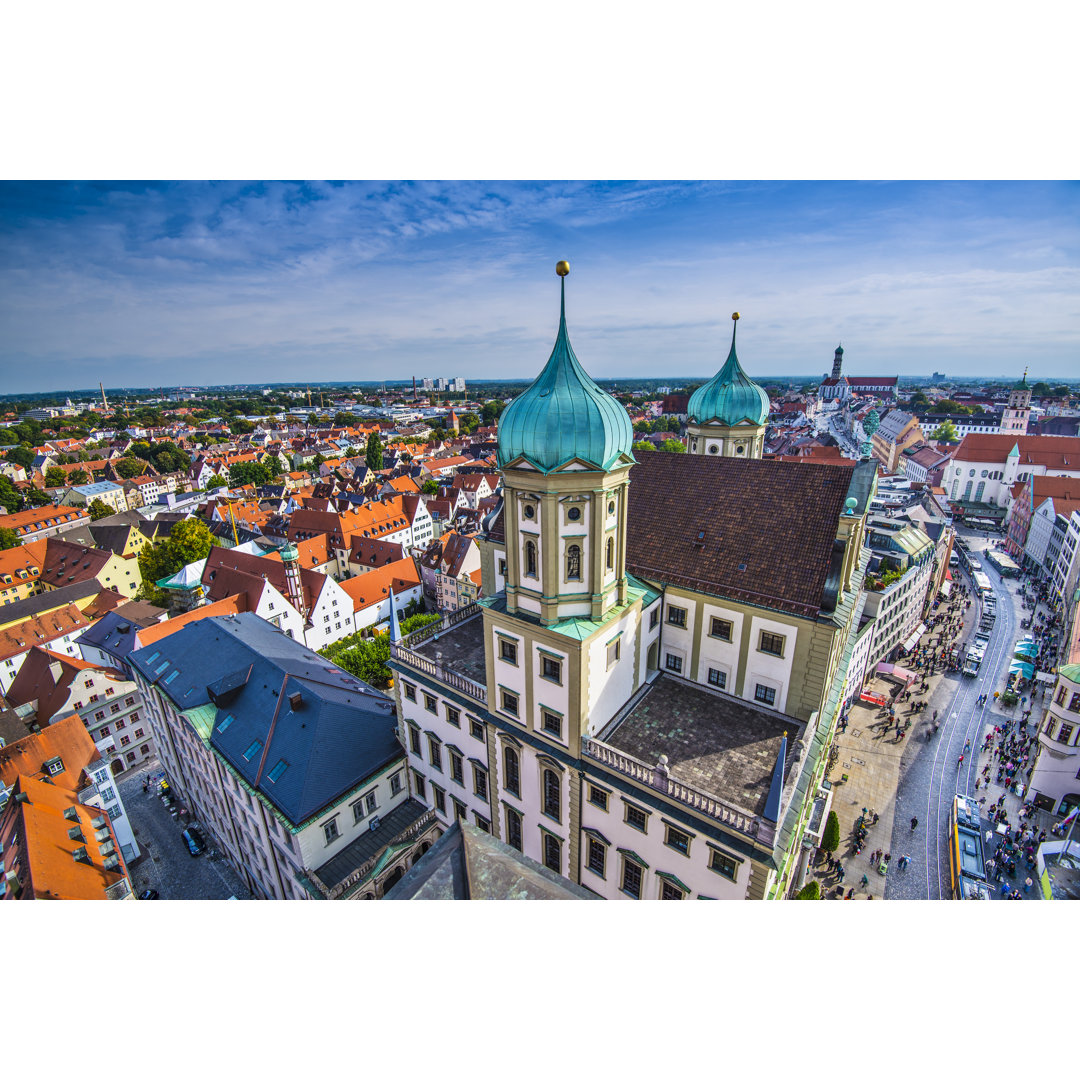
left=581, top=738, right=773, bottom=845
left=400, top=602, right=482, bottom=647
left=390, top=643, right=488, bottom=705
left=327, top=808, right=438, bottom=899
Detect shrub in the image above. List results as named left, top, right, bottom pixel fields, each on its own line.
left=821, top=810, right=840, bottom=853
left=794, top=880, right=821, bottom=900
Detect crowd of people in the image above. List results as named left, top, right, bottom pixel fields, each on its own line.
left=904, top=583, right=972, bottom=675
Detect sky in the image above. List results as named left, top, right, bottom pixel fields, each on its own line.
left=1, top=180, right=1078, bottom=394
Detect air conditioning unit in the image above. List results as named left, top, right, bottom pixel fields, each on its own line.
left=368, top=816, right=380, bottom=832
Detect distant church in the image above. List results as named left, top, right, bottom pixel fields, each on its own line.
left=817, top=345, right=898, bottom=403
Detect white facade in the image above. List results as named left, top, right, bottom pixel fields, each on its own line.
left=863, top=556, right=934, bottom=669
left=1052, top=512, right=1080, bottom=605
left=0, top=626, right=84, bottom=695
left=1030, top=669, right=1080, bottom=814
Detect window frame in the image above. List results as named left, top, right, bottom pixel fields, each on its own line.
left=709, top=616, right=733, bottom=642
left=624, top=802, right=649, bottom=833
left=759, top=630, right=786, bottom=658
left=666, top=604, right=687, bottom=628
left=707, top=667, right=727, bottom=689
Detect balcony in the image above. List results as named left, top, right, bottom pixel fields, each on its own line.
left=389, top=603, right=487, bottom=705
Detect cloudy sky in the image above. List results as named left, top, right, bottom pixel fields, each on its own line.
left=1, top=180, right=1077, bottom=394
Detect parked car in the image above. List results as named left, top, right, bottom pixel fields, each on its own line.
left=138, top=889, right=160, bottom=900
left=182, top=826, right=207, bottom=857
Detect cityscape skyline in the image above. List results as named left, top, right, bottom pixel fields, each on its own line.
left=1, top=180, right=1078, bottom=394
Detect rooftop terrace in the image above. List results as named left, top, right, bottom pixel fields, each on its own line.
left=391, top=605, right=488, bottom=704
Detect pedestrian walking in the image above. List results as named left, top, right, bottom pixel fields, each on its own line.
left=910, top=816, right=918, bottom=831
left=860, top=874, right=869, bottom=889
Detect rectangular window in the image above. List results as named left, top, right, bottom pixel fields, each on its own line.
left=472, top=764, right=488, bottom=800
left=428, top=736, right=442, bottom=771
left=119, top=735, right=130, bottom=747
left=99, top=725, right=110, bottom=737
left=134, top=729, right=144, bottom=740
left=541, top=710, right=563, bottom=739
left=625, top=804, right=648, bottom=833
left=541, top=656, right=562, bottom=683
left=1060, top=723, right=1075, bottom=744
left=661, top=880, right=684, bottom=900
left=412, top=770, right=426, bottom=799
left=445, top=705, right=460, bottom=727
left=390, top=772, right=402, bottom=796
left=587, top=838, right=606, bottom=877
left=423, top=693, right=437, bottom=714
left=432, top=785, right=446, bottom=815
left=588, top=786, right=608, bottom=811
left=707, top=667, right=727, bottom=689
left=667, top=605, right=687, bottom=628
left=365, top=791, right=378, bottom=814
left=323, top=818, right=340, bottom=844
left=621, top=859, right=642, bottom=899
left=665, top=654, right=683, bottom=674
left=408, top=726, right=421, bottom=756
left=665, top=824, right=691, bottom=856
left=499, top=639, right=518, bottom=665
left=469, top=718, right=484, bottom=741
left=110, top=702, right=121, bottom=713
left=450, top=750, right=464, bottom=785
left=709, top=616, right=733, bottom=641
left=755, top=684, right=777, bottom=706
left=607, top=638, right=621, bottom=669
left=453, top=798, right=468, bottom=823
left=474, top=813, right=491, bottom=833
left=115, top=718, right=126, bottom=730
left=649, top=607, right=659, bottom=629
left=505, top=807, right=523, bottom=851
left=243, top=740, right=262, bottom=761
left=1069, top=693, right=1080, bottom=713
left=710, top=850, right=738, bottom=880
left=353, top=800, right=365, bottom=824
left=500, top=689, right=519, bottom=717
left=403, top=682, right=416, bottom=702
left=759, top=631, right=785, bottom=657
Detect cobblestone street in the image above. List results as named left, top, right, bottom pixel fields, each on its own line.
left=119, top=759, right=249, bottom=900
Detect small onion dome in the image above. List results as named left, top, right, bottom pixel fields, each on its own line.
left=497, top=264, right=633, bottom=473
left=687, top=313, right=770, bottom=427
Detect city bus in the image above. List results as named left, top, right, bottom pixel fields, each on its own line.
left=971, top=570, right=993, bottom=597
left=949, top=794, right=991, bottom=899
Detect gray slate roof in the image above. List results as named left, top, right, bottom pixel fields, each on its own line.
left=129, top=612, right=401, bottom=827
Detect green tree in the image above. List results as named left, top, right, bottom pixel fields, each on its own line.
left=928, top=399, right=969, bottom=415
left=334, top=412, right=356, bottom=428
left=88, top=498, right=114, bottom=521
left=821, top=810, right=840, bottom=854
left=68, top=468, right=89, bottom=485
left=0, top=527, right=22, bottom=550
left=24, top=487, right=51, bottom=507
left=929, top=420, right=959, bottom=443
left=422, top=479, right=440, bottom=496
left=481, top=400, right=505, bottom=425
left=658, top=438, right=686, bottom=453
left=311, top=452, right=327, bottom=469
left=0, top=429, right=16, bottom=445
left=632, top=440, right=655, bottom=454
left=345, top=446, right=359, bottom=458
left=206, top=475, right=230, bottom=490
left=137, top=519, right=214, bottom=603
left=365, top=432, right=384, bottom=472
left=115, top=456, right=146, bottom=480
left=229, top=418, right=254, bottom=435
left=130, top=440, right=154, bottom=461
left=228, top=461, right=272, bottom=487
left=0, top=475, right=23, bottom=513
left=45, top=466, right=66, bottom=487
left=4, top=445, right=35, bottom=470
left=794, top=881, right=821, bottom=899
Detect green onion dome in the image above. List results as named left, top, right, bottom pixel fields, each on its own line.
left=497, top=265, right=634, bottom=473
left=688, top=314, right=770, bottom=427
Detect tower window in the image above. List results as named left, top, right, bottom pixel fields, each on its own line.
left=524, top=540, right=537, bottom=578
left=566, top=544, right=582, bottom=581
left=607, top=500, right=615, bottom=514
left=567, top=506, right=581, bottom=522
left=606, top=536, right=614, bottom=570
left=709, top=445, right=719, bottom=454
left=523, top=503, right=535, bottom=520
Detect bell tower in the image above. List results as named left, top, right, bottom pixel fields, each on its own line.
left=496, top=262, right=635, bottom=628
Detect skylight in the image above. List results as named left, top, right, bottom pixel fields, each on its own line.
left=164, top=670, right=180, bottom=684
left=267, top=759, right=289, bottom=783
left=243, top=739, right=263, bottom=761
left=217, top=713, right=235, bottom=732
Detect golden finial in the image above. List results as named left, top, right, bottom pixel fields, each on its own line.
left=732, top=312, right=740, bottom=321
left=556, top=260, right=570, bottom=277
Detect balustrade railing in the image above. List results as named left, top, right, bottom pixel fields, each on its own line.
left=390, top=604, right=487, bottom=704
left=581, top=738, right=772, bottom=844
left=326, top=808, right=438, bottom=899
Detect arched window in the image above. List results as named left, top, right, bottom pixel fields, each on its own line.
left=606, top=536, right=614, bottom=570
left=974, top=481, right=985, bottom=503
left=566, top=544, right=581, bottom=581
left=543, top=768, right=561, bottom=821
left=503, top=745, right=520, bottom=797
left=525, top=540, right=537, bottom=578
left=543, top=833, right=561, bottom=873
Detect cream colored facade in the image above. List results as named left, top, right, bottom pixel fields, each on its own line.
left=686, top=418, right=765, bottom=460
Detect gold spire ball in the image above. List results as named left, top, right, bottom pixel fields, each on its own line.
left=556, top=260, right=570, bottom=277
left=732, top=312, right=740, bottom=321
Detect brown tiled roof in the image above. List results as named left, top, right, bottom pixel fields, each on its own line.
left=625, top=452, right=854, bottom=618
left=0, top=713, right=102, bottom=791
left=40, top=538, right=113, bottom=588
left=0, top=604, right=91, bottom=662
left=954, top=433, right=1080, bottom=467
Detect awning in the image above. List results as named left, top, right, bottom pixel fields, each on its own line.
left=1036, top=672, right=1057, bottom=684
left=860, top=690, right=889, bottom=707
left=900, top=624, right=926, bottom=652
left=939, top=579, right=952, bottom=597
left=1010, top=661, right=1035, bottom=679
left=878, top=661, right=919, bottom=682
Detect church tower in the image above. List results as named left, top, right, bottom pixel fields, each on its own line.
left=496, top=262, right=635, bottom=627
left=1001, top=369, right=1032, bottom=434
left=831, top=344, right=843, bottom=380
left=686, top=313, right=770, bottom=459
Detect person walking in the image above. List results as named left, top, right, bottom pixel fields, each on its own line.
left=910, top=816, right=918, bottom=831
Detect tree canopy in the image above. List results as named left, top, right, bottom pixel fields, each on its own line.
left=88, top=499, right=114, bottom=521
left=136, top=519, right=214, bottom=604
left=115, top=456, right=147, bottom=480
left=365, top=431, right=384, bottom=472
left=930, top=419, right=960, bottom=443
left=228, top=460, right=274, bottom=488
left=658, top=438, right=686, bottom=453
left=0, top=527, right=22, bottom=550
left=45, top=467, right=66, bottom=488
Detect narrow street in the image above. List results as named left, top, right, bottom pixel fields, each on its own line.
left=118, top=760, right=249, bottom=900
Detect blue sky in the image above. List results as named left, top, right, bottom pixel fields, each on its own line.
left=0, top=180, right=1077, bottom=394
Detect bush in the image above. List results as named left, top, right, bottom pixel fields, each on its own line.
left=821, top=810, right=840, bottom=853
left=794, top=880, right=821, bottom=900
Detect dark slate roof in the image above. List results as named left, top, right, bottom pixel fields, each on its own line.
left=76, top=605, right=166, bottom=664
left=129, top=612, right=402, bottom=826
left=0, top=579, right=101, bottom=624
left=625, top=452, right=859, bottom=618
left=384, top=821, right=599, bottom=900
left=313, top=797, right=428, bottom=889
